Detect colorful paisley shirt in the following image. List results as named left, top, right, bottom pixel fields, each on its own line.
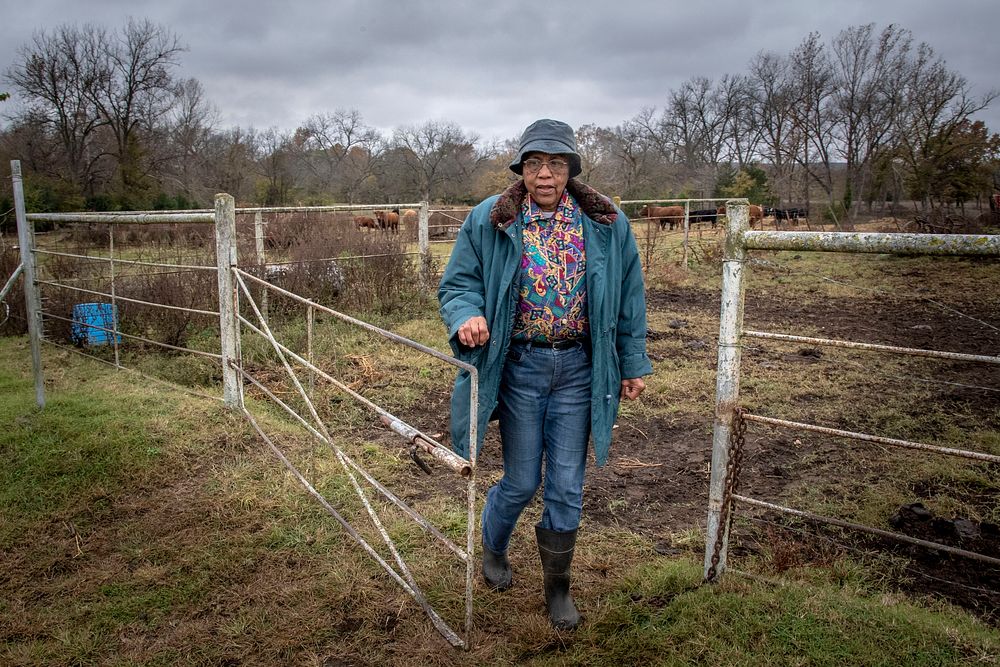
left=511, top=190, right=589, bottom=342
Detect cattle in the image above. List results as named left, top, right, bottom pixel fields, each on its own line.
left=713, top=204, right=762, bottom=228
left=354, top=215, right=378, bottom=230
left=375, top=208, right=400, bottom=232
left=402, top=208, right=418, bottom=229
left=689, top=209, right=720, bottom=228
left=638, top=205, right=685, bottom=230
left=773, top=208, right=806, bottom=226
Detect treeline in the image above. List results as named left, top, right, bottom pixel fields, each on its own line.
left=1, top=19, right=997, bottom=226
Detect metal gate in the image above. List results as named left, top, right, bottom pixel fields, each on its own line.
left=215, top=195, right=480, bottom=649
left=703, top=203, right=1000, bottom=581
left=11, top=163, right=480, bottom=649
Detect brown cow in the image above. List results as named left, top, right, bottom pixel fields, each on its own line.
left=354, top=215, right=377, bottom=230
left=638, top=205, right=685, bottom=230
left=715, top=204, right=764, bottom=228
left=401, top=208, right=418, bottom=230
left=374, top=209, right=400, bottom=232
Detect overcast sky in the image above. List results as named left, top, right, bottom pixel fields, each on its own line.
left=2, top=0, right=998, bottom=144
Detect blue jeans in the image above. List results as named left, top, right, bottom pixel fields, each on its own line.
left=481, top=340, right=591, bottom=553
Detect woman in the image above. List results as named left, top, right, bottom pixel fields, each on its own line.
left=438, top=119, right=652, bottom=629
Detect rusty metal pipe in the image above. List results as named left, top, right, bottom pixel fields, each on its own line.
left=380, top=415, right=472, bottom=477
left=744, top=330, right=1000, bottom=365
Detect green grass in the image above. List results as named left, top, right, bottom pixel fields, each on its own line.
left=544, top=559, right=997, bottom=666
left=0, top=341, right=173, bottom=543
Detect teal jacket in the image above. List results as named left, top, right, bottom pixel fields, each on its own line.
left=438, top=179, right=653, bottom=467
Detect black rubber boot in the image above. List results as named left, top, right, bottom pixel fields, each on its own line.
left=535, top=525, right=581, bottom=630
left=482, top=541, right=512, bottom=591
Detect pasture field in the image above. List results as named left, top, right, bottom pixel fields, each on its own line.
left=1, top=220, right=998, bottom=665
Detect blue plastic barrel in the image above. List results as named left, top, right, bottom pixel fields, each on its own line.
left=71, top=303, right=121, bottom=346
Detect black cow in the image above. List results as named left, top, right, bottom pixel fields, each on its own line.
left=773, top=208, right=808, bottom=226
left=689, top=209, right=719, bottom=228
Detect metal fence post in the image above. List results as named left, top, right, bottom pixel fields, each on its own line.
left=108, top=225, right=121, bottom=369
left=254, top=210, right=269, bottom=323
left=11, top=160, right=45, bottom=408
left=418, top=201, right=430, bottom=288
left=703, top=200, right=749, bottom=581
left=214, top=193, right=240, bottom=408
left=682, top=199, right=691, bottom=269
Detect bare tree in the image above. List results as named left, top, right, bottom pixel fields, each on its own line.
left=649, top=76, right=736, bottom=194
left=606, top=119, right=659, bottom=198
left=85, top=18, right=185, bottom=206
left=392, top=121, right=487, bottom=202
left=200, top=126, right=259, bottom=204
left=717, top=73, right=763, bottom=169
left=787, top=32, right=837, bottom=207
left=829, top=23, right=910, bottom=217
left=575, top=123, right=610, bottom=185
left=748, top=51, right=798, bottom=205
left=163, top=77, right=218, bottom=205
left=894, top=41, right=997, bottom=211
left=294, top=109, right=384, bottom=202
left=5, top=25, right=106, bottom=199
left=257, top=127, right=296, bottom=205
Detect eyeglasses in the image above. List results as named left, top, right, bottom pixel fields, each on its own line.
left=522, top=157, right=570, bottom=175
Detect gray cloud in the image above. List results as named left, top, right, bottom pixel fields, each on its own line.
left=2, top=0, right=998, bottom=141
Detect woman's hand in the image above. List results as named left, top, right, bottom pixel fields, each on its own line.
left=458, top=316, right=490, bottom=347
left=620, top=377, right=646, bottom=400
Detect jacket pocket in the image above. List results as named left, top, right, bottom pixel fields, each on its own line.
left=457, top=343, right=486, bottom=366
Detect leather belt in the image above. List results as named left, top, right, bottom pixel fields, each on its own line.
left=522, top=338, right=588, bottom=350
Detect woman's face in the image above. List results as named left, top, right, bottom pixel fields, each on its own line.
left=522, top=152, right=570, bottom=212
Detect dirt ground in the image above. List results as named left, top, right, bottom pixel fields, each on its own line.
left=392, top=261, right=1000, bottom=624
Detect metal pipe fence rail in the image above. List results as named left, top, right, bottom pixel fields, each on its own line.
left=239, top=202, right=434, bottom=312
left=425, top=207, right=472, bottom=246
left=1, top=263, right=23, bottom=302
left=31, top=219, right=221, bottom=372
left=703, top=205, right=1000, bottom=583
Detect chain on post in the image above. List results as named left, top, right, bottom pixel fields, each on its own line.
left=705, top=406, right=747, bottom=582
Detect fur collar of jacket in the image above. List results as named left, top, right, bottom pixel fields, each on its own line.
left=489, top=179, right=618, bottom=230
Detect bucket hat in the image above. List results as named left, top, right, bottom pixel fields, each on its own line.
left=509, top=119, right=582, bottom=178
